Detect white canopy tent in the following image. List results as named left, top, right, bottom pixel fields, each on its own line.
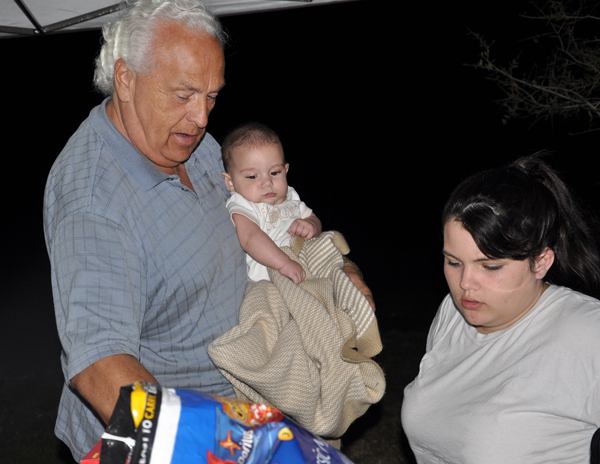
left=0, top=0, right=354, bottom=38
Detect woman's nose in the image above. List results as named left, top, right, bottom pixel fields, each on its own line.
left=459, top=267, right=478, bottom=291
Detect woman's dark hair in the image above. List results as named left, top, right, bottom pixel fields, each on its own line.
left=442, top=153, right=600, bottom=299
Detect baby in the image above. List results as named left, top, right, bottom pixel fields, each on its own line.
left=221, top=122, right=322, bottom=284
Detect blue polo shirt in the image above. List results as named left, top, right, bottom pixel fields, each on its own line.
left=44, top=98, right=247, bottom=461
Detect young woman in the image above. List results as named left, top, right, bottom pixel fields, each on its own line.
left=401, top=154, right=600, bottom=463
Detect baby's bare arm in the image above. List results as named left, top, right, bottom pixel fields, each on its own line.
left=287, top=212, right=322, bottom=240
left=232, top=214, right=306, bottom=283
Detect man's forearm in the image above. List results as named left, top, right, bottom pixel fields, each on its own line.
left=71, top=354, right=157, bottom=424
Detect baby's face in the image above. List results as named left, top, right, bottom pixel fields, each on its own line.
left=222, top=143, right=289, bottom=205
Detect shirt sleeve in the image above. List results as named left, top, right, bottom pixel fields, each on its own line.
left=582, top=374, right=600, bottom=427
left=287, top=187, right=313, bottom=219
left=50, top=211, right=145, bottom=381
left=299, top=202, right=313, bottom=219
left=426, top=294, right=453, bottom=352
left=226, top=193, right=261, bottom=226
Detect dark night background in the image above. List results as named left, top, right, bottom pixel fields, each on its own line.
left=1, top=0, right=599, bottom=462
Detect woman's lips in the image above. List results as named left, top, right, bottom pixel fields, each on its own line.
left=461, top=298, right=484, bottom=310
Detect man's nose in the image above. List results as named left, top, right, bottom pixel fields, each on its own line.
left=187, top=98, right=210, bottom=127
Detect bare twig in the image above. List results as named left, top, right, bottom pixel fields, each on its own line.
left=469, top=0, right=600, bottom=133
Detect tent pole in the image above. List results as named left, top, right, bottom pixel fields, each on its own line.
left=13, top=0, right=43, bottom=34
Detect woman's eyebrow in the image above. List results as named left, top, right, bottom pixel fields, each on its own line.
left=442, top=251, right=494, bottom=262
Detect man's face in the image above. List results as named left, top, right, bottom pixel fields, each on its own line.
left=118, top=22, right=225, bottom=173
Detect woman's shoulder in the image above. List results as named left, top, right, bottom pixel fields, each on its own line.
left=426, top=294, right=464, bottom=350
left=541, top=285, right=600, bottom=314
left=538, top=285, right=600, bottom=340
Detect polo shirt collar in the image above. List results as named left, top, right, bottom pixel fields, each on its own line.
left=89, top=97, right=191, bottom=190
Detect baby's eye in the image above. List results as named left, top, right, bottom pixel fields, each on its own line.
left=271, top=170, right=281, bottom=176
left=246, top=175, right=257, bottom=180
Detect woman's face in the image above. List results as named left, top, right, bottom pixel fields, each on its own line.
left=442, top=220, right=553, bottom=334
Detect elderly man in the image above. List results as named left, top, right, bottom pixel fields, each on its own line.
left=44, top=1, right=244, bottom=459
left=44, top=0, right=373, bottom=461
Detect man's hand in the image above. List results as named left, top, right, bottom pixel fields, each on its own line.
left=278, top=259, right=306, bottom=284
left=343, top=261, right=376, bottom=311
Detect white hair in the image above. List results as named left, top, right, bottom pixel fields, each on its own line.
left=93, top=0, right=226, bottom=97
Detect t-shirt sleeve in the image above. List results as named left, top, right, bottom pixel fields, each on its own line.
left=50, top=211, right=145, bottom=381
left=582, top=375, right=600, bottom=427
left=426, top=294, right=453, bottom=352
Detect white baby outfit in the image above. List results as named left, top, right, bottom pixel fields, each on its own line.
left=226, top=186, right=312, bottom=281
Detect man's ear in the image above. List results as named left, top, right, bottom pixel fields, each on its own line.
left=113, top=58, right=134, bottom=102
left=221, top=172, right=235, bottom=192
left=534, top=248, right=555, bottom=279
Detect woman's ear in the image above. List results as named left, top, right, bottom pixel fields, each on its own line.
left=534, top=248, right=555, bottom=279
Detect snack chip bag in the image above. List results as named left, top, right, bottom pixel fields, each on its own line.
left=98, top=382, right=354, bottom=464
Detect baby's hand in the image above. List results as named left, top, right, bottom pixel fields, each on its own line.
left=287, top=219, right=317, bottom=240
left=278, top=259, right=306, bottom=284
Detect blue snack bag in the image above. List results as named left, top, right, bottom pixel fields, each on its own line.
left=99, top=382, right=354, bottom=464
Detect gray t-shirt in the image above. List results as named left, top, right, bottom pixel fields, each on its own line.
left=402, top=285, right=600, bottom=464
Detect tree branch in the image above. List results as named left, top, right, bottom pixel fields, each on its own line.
left=469, top=0, right=600, bottom=133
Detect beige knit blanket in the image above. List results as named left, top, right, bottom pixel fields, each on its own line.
left=207, top=231, right=386, bottom=438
